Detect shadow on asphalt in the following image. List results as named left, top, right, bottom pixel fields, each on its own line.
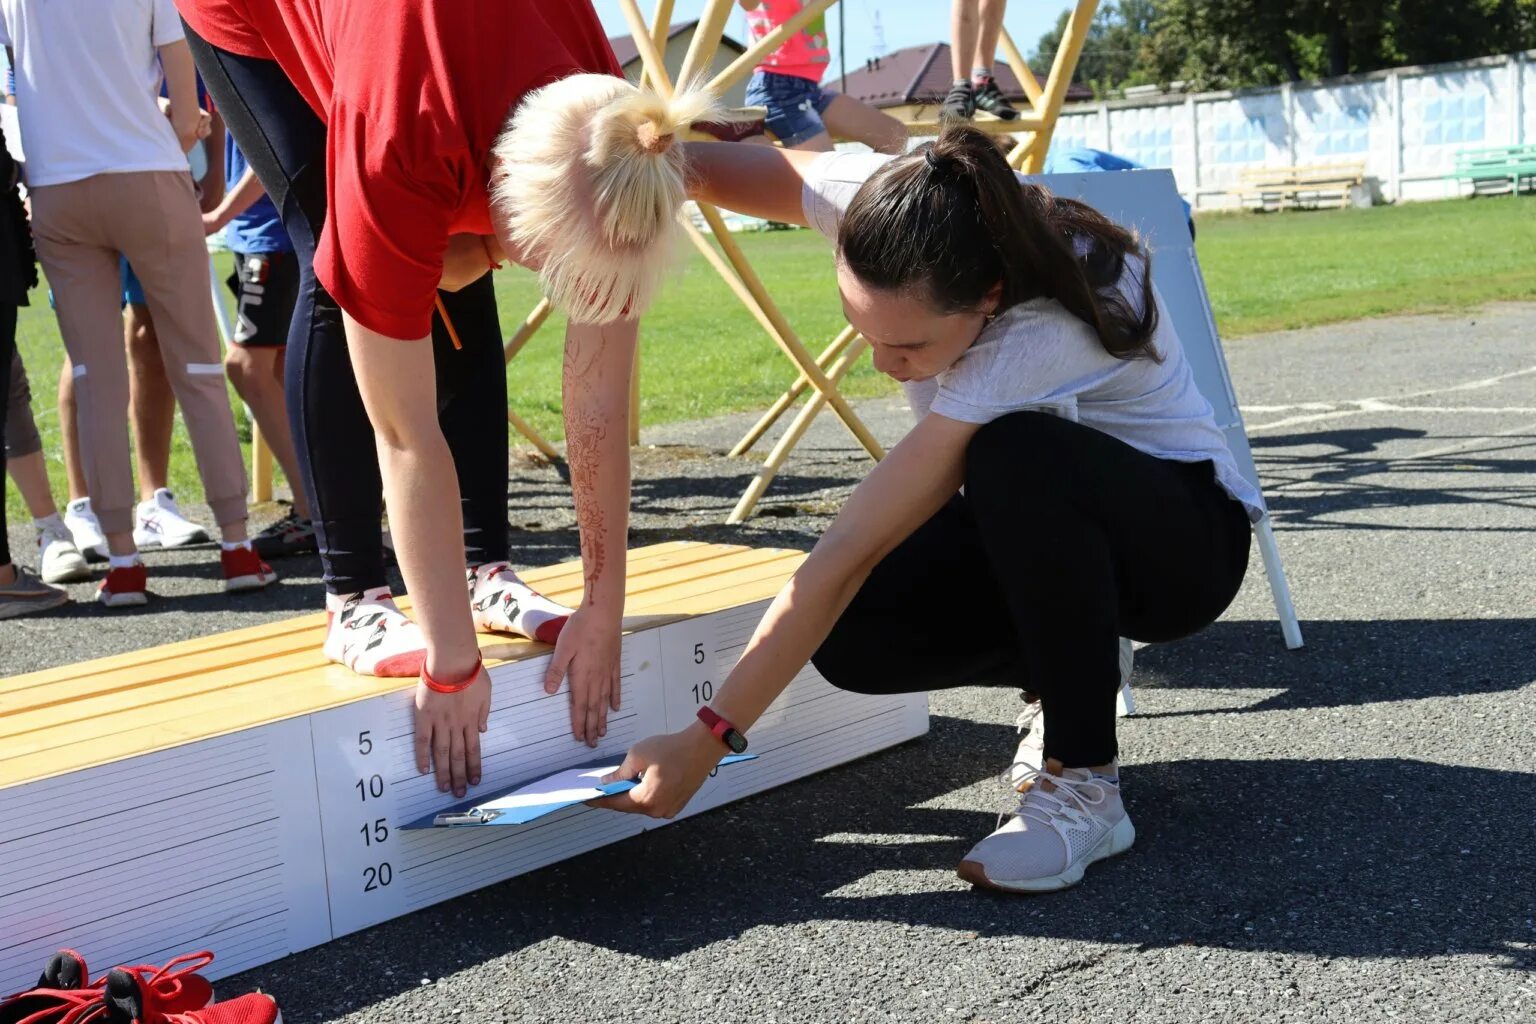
left=228, top=713, right=1534, bottom=1020
left=1252, top=426, right=1536, bottom=531
left=1132, top=617, right=1536, bottom=712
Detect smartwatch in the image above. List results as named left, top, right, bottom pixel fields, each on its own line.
left=696, top=706, right=749, bottom=754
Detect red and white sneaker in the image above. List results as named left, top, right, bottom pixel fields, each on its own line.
left=98, top=563, right=149, bottom=608
left=324, top=587, right=428, bottom=677
left=221, top=546, right=277, bottom=593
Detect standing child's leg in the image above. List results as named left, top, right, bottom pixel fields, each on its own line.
left=945, top=1, right=980, bottom=120
left=123, top=288, right=213, bottom=550
left=224, top=250, right=315, bottom=558
left=5, top=353, right=91, bottom=583
left=0, top=305, right=67, bottom=616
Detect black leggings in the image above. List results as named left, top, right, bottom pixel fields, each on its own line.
left=812, top=411, right=1253, bottom=768
left=185, top=27, right=510, bottom=594
left=0, top=305, right=14, bottom=568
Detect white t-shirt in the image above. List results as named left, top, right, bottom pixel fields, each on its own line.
left=801, top=150, right=1264, bottom=522
left=0, top=0, right=189, bottom=187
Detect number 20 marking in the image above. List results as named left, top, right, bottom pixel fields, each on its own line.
left=362, top=862, right=393, bottom=892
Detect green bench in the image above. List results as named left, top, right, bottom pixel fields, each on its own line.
left=1448, top=144, right=1536, bottom=196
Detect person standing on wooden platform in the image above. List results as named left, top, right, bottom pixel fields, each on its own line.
left=739, top=0, right=907, bottom=155
left=595, top=127, right=1260, bottom=894
left=174, top=0, right=706, bottom=799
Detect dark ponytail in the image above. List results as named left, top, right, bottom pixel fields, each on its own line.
left=837, top=125, right=1159, bottom=360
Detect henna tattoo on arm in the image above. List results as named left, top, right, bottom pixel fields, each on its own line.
left=562, top=330, right=619, bottom=600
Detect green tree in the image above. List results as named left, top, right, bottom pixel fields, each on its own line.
left=1036, top=0, right=1536, bottom=95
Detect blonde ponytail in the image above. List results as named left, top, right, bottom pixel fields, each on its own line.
left=491, top=74, right=720, bottom=325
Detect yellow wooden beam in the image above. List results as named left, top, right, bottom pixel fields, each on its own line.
left=676, top=0, right=735, bottom=88
left=998, top=26, right=1044, bottom=110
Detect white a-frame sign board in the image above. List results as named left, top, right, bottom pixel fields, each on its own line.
left=1034, top=169, right=1301, bottom=649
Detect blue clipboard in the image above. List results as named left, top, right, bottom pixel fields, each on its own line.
left=403, top=753, right=757, bottom=829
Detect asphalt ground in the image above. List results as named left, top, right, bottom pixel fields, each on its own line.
left=3, top=303, right=1534, bottom=1022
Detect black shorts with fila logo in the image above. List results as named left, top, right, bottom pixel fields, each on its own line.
left=225, top=250, right=299, bottom=348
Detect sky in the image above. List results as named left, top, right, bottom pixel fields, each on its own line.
left=590, top=1, right=1080, bottom=83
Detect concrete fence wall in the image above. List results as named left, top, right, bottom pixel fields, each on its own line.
left=1047, top=50, right=1536, bottom=208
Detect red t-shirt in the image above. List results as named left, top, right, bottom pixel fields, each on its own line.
left=177, top=0, right=621, bottom=339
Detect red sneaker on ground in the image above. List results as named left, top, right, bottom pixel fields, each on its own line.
left=0, top=950, right=212, bottom=1024
left=97, top=564, right=149, bottom=608
left=221, top=546, right=277, bottom=593
left=101, top=967, right=276, bottom=1024
left=0, top=949, right=96, bottom=1024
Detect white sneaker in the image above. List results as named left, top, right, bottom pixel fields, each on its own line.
left=63, top=498, right=109, bottom=563
left=37, top=519, right=91, bottom=584
left=468, top=562, right=571, bottom=644
left=1009, top=637, right=1136, bottom=787
left=133, top=489, right=211, bottom=548
left=958, top=765, right=1134, bottom=893
left=323, top=587, right=428, bottom=678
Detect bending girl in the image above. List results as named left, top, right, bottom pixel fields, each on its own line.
left=175, top=0, right=707, bottom=798
left=599, top=127, right=1259, bottom=893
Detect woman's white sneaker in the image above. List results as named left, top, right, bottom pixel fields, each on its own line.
left=133, top=488, right=211, bottom=548
left=323, top=587, right=428, bottom=677
left=959, top=766, right=1134, bottom=893
left=37, top=518, right=91, bottom=583
left=1009, top=638, right=1136, bottom=787
left=63, top=498, right=109, bottom=562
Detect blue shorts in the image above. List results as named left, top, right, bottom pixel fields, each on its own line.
left=120, top=258, right=147, bottom=307
left=746, top=70, right=835, bottom=147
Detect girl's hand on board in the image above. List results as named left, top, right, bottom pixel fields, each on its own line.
left=589, top=723, right=721, bottom=819
left=413, top=665, right=492, bottom=798
left=543, top=604, right=622, bottom=747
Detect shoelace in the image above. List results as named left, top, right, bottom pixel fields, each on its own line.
left=103, top=950, right=215, bottom=1004
left=996, top=765, right=1114, bottom=833
left=16, top=986, right=100, bottom=1024
left=1003, top=702, right=1045, bottom=786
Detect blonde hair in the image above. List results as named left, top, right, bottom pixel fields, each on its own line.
left=491, top=74, right=719, bottom=325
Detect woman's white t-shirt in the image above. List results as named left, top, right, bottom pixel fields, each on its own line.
left=800, top=150, right=1264, bottom=523
left=0, top=0, right=189, bottom=187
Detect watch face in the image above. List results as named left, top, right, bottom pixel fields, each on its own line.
left=725, top=729, right=749, bottom=754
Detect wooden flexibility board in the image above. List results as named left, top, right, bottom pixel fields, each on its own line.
left=0, top=543, right=928, bottom=991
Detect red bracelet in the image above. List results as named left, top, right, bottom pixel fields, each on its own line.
left=421, top=655, right=483, bottom=694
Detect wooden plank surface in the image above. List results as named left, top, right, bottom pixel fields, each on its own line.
left=0, top=543, right=806, bottom=790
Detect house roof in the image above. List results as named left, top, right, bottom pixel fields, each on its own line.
left=826, top=42, right=1092, bottom=108
left=608, top=19, right=746, bottom=69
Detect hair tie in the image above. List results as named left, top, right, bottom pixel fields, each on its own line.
left=636, top=121, right=674, bottom=155
left=924, top=149, right=947, bottom=174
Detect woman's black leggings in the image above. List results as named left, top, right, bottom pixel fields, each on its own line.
left=812, top=411, right=1253, bottom=768
left=0, top=305, right=15, bottom=568
left=185, top=27, right=510, bottom=595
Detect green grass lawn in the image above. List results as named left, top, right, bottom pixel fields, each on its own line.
left=7, top=194, right=1535, bottom=523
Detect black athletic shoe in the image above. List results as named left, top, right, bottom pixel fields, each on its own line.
left=974, top=76, right=1020, bottom=120
left=941, top=82, right=976, bottom=121
left=252, top=510, right=318, bottom=559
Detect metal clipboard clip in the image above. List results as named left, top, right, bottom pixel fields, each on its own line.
left=432, top=807, right=502, bottom=827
